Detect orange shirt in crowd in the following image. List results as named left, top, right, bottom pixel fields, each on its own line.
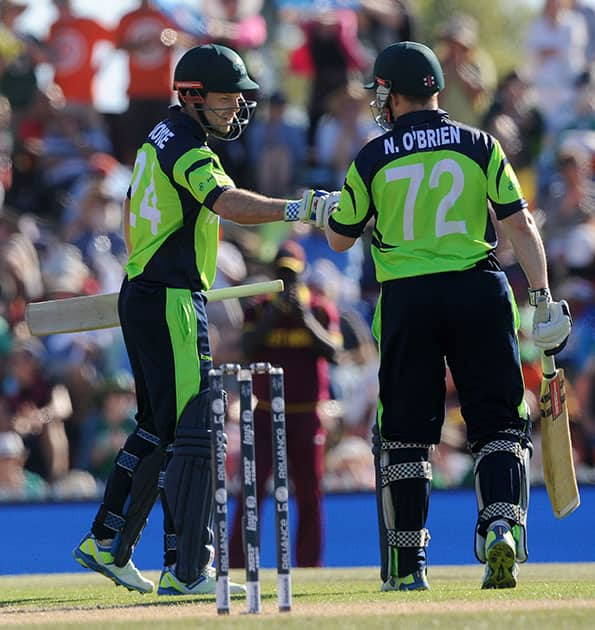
left=47, top=16, right=113, bottom=105
left=115, top=7, right=174, bottom=99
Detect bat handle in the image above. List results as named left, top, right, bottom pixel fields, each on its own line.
left=535, top=297, right=557, bottom=378
left=541, top=352, right=556, bottom=379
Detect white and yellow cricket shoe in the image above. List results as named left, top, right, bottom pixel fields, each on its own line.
left=73, top=532, right=154, bottom=593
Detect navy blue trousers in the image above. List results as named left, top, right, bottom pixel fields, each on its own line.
left=374, top=264, right=528, bottom=445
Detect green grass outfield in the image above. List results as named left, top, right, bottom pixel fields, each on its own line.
left=1, top=565, right=595, bottom=629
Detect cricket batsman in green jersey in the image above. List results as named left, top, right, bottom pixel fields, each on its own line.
left=73, top=43, right=337, bottom=596
left=322, top=42, right=572, bottom=591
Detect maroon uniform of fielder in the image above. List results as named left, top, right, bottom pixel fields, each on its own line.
left=229, top=240, right=342, bottom=567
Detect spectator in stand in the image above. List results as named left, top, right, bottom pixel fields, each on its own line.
left=46, top=0, right=113, bottom=107
left=0, top=222, right=44, bottom=327
left=555, top=68, right=595, bottom=152
left=307, top=259, right=379, bottom=440
left=1, top=337, right=72, bottom=484
left=572, top=282, right=595, bottom=470
left=541, top=144, right=595, bottom=284
left=199, top=0, right=267, bottom=57
left=568, top=0, right=595, bottom=63
left=524, top=0, right=588, bottom=134
left=115, top=0, right=176, bottom=165
left=229, top=240, right=342, bottom=568
left=246, top=90, right=308, bottom=197
left=36, top=241, right=128, bottom=465
left=61, top=170, right=128, bottom=287
left=0, top=428, right=49, bottom=501
left=0, top=96, right=13, bottom=203
left=5, top=84, right=65, bottom=216
left=313, top=80, right=379, bottom=190
left=482, top=70, right=546, bottom=207
left=483, top=71, right=546, bottom=173
left=295, top=225, right=364, bottom=308
left=435, top=13, right=497, bottom=127
left=76, top=371, right=136, bottom=483
left=195, top=1, right=267, bottom=189
left=357, top=0, right=415, bottom=55
left=324, top=435, right=375, bottom=492
left=0, top=0, right=46, bottom=120
left=39, top=103, right=113, bottom=222
left=288, top=8, right=370, bottom=147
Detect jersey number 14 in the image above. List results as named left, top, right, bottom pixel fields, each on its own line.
left=129, top=151, right=162, bottom=235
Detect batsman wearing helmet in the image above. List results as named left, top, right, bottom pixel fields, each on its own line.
left=73, top=43, right=336, bottom=596
left=323, top=42, right=572, bottom=590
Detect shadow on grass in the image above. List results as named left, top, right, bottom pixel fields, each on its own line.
left=1, top=586, right=377, bottom=613
left=1, top=592, right=249, bottom=613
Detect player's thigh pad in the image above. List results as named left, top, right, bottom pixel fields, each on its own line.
left=472, top=428, right=531, bottom=562
left=163, top=391, right=213, bottom=583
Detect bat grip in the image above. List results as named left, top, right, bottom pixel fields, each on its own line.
left=535, top=297, right=557, bottom=377
left=541, top=352, right=556, bottom=379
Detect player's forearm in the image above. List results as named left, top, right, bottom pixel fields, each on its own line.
left=325, top=224, right=357, bottom=252
left=122, top=198, right=131, bottom=254
left=500, top=210, right=549, bottom=289
left=214, top=189, right=287, bottom=225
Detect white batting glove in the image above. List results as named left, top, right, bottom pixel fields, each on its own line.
left=532, top=298, right=572, bottom=356
left=316, top=190, right=340, bottom=228
left=284, top=190, right=339, bottom=227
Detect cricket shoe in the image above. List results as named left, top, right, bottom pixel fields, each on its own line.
left=157, top=565, right=247, bottom=596
left=381, top=569, right=430, bottom=591
left=482, top=520, right=519, bottom=589
left=73, top=533, right=154, bottom=593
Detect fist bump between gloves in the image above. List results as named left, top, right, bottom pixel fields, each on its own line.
left=284, top=190, right=340, bottom=228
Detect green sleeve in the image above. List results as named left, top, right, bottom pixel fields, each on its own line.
left=173, top=148, right=235, bottom=209
left=487, top=139, right=527, bottom=219
left=329, top=162, right=374, bottom=237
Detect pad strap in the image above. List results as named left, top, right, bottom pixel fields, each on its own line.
left=473, top=439, right=524, bottom=465
left=387, top=528, right=431, bottom=548
left=116, top=450, right=139, bottom=472
left=137, top=428, right=160, bottom=445
left=478, top=501, right=527, bottom=526
left=104, top=511, right=125, bottom=533
left=381, top=461, right=432, bottom=486
left=381, top=440, right=433, bottom=450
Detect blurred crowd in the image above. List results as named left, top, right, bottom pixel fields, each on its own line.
left=1, top=0, right=595, bottom=503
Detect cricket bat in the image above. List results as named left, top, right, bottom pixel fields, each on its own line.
left=536, top=300, right=580, bottom=519
left=25, top=279, right=283, bottom=336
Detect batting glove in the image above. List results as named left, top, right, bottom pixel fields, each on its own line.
left=315, top=191, right=340, bottom=228
left=532, top=298, right=572, bottom=356
left=284, top=189, right=339, bottom=227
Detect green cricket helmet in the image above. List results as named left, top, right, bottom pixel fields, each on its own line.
left=173, top=44, right=260, bottom=141
left=365, top=41, right=445, bottom=130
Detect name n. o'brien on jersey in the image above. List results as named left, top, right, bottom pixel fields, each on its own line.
left=384, top=125, right=462, bottom=155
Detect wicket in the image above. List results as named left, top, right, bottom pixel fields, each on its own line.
left=209, top=362, right=292, bottom=615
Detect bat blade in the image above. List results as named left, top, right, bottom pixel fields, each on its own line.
left=540, top=367, right=580, bottom=518
left=25, top=280, right=284, bottom=336
left=26, top=292, right=120, bottom=336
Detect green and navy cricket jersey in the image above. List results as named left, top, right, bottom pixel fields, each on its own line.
left=125, top=106, right=234, bottom=290
left=329, top=109, right=527, bottom=281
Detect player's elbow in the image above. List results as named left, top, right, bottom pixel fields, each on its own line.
left=212, top=191, right=235, bottom=221
left=500, top=208, right=536, bottom=238
left=326, top=229, right=356, bottom=252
